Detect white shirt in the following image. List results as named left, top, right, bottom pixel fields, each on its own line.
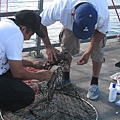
left=41, top=0, right=110, bottom=34
left=0, top=19, right=23, bottom=75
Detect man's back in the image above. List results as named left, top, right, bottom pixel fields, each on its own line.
left=41, top=0, right=109, bottom=33
left=0, top=19, right=23, bottom=75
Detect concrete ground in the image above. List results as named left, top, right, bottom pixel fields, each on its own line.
left=22, top=37, right=120, bottom=120
left=70, top=38, right=120, bottom=120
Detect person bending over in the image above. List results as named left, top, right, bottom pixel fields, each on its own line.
left=40, top=0, right=110, bottom=100
left=0, top=10, right=52, bottom=112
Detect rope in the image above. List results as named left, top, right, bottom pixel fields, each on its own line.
left=6, top=0, right=8, bottom=17
left=111, top=0, right=120, bottom=22
left=0, top=0, right=1, bottom=21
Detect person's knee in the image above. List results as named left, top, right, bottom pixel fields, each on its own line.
left=0, top=88, right=35, bottom=112
left=26, top=89, right=35, bottom=105
left=91, top=50, right=104, bottom=62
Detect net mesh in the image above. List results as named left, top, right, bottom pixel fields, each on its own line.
left=2, top=69, right=98, bottom=120
left=2, top=52, right=98, bottom=120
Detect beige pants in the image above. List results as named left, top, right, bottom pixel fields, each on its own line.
left=59, top=27, right=80, bottom=56
left=59, top=27, right=107, bottom=62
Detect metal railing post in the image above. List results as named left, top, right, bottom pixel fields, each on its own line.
left=34, top=0, right=44, bottom=58
left=0, top=3, right=120, bottom=57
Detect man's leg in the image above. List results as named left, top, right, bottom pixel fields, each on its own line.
left=92, top=60, right=102, bottom=78
left=0, top=71, right=35, bottom=112
left=60, top=27, right=80, bottom=56
left=59, top=27, right=80, bottom=86
left=87, top=36, right=107, bottom=100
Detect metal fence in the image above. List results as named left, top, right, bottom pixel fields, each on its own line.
left=0, top=1, right=120, bottom=57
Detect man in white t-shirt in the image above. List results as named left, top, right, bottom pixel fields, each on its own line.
left=40, top=0, right=110, bottom=100
left=0, top=10, right=52, bottom=112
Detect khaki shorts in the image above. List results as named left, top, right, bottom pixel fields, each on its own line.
left=59, top=27, right=80, bottom=56
left=59, top=27, right=107, bottom=62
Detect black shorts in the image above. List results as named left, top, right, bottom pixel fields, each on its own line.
left=0, top=70, right=35, bottom=112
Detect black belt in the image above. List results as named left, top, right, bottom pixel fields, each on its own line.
left=74, top=2, right=87, bottom=10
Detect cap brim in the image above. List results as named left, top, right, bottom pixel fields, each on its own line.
left=34, top=29, right=45, bottom=38
left=73, top=22, right=94, bottom=39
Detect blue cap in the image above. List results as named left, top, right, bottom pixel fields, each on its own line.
left=73, top=3, right=98, bottom=39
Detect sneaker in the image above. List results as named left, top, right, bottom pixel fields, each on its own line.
left=56, top=78, right=72, bottom=90
left=87, top=84, right=99, bottom=100
left=0, top=110, right=4, bottom=120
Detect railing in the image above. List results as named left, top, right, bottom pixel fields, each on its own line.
left=0, top=0, right=44, bottom=57
left=0, top=2, right=120, bottom=57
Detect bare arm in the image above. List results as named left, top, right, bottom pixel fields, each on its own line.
left=22, top=59, right=45, bottom=69
left=40, top=24, right=59, bottom=62
left=9, top=60, right=52, bottom=82
left=40, top=24, right=52, bottom=48
left=85, top=30, right=105, bottom=55
left=22, top=59, right=34, bottom=67
left=77, top=30, right=105, bottom=65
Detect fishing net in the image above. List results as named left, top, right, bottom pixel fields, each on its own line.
left=1, top=52, right=98, bottom=120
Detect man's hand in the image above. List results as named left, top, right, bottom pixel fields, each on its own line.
left=37, top=69, right=52, bottom=82
left=46, top=46, right=59, bottom=63
left=33, top=61, right=45, bottom=69
left=76, top=52, right=90, bottom=65
left=40, top=24, right=60, bottom=63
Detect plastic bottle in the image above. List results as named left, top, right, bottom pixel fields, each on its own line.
left=109, top=83, right=117, bottom=102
